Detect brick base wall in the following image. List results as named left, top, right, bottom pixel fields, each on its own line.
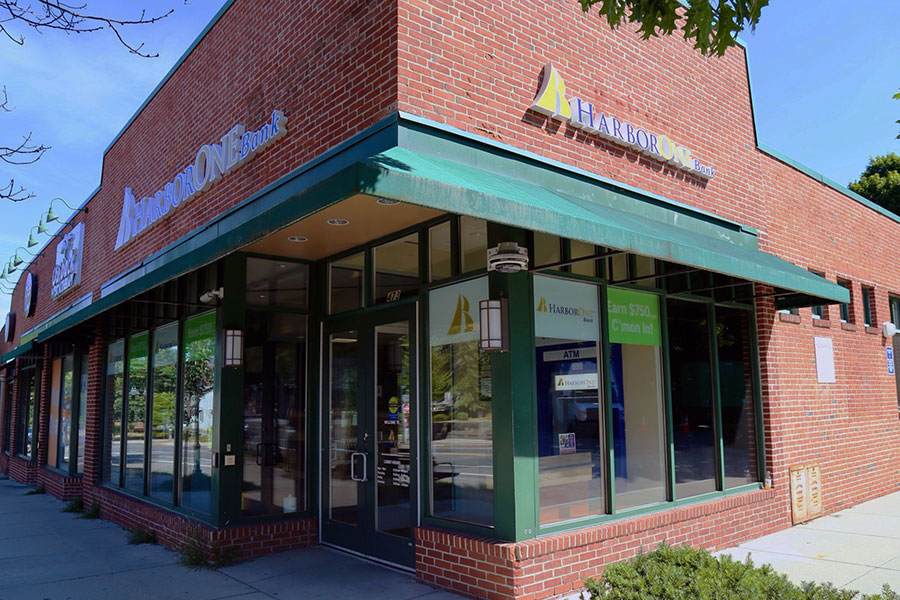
left=7, top=455, right=39, bottom=485
left=416, top=489, right=786, bottom=600
left=86, top=485, right=317, bottom=560
left=37, top=467, right=83, bottom=501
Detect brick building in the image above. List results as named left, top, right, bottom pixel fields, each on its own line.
left=0, top=1, right=897, bottom=599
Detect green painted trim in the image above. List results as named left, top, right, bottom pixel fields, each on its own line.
left=709, top=304, right=726, bottom=491
left=0, top=340, right=33, bottom=364
left=360, top=146, right=848, bottom=304
left=536, top=483, right=763, bottom=536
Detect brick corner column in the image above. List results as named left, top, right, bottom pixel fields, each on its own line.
left=82, top=320, right=106, bottom=501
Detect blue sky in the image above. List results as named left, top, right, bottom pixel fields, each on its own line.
left=1, top=0, right=898, bottom=317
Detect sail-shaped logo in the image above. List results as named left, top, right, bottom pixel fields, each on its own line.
left=530, top=63, right=571, bottom=121
left=447, top=294, right=475, bottom=335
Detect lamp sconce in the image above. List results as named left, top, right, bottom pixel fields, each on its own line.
left=883, top=322, right=897, bottom=338
left=200, top=287, right=224, bottom=304
left=479, top=298, right=509, bottom=352
left=224, top=329, right=244, bottom=367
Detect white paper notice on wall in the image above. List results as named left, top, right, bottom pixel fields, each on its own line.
left=814, top=337, right=836, bottom=383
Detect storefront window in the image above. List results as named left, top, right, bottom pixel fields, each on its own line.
left=246, top=258, right=308, bottom=309
left=0, top=374, right=9, bottom=454
left=150, top=323, right=179, bottom=502
left=181, top=312, right=216, bottom=514
left=534, top=275, right=604, bottom=525
left=667, top=299, right=717, bottom=498
left=17, top=368, right=36, bottom=459
left=48, top=359, right=61, bottom=468
left=104, top=340, right=125, bottom=485
left=570, top=241, right=596, bottom=277
left=717, top=307, right=759, bottom=488
left=533, top=232, right=561, bottom=268
left=126, top=332, right=149, bottom=493
left=608, top=288, right=666, bottom=510
left=459, top=217, right=487, bottom=273
left=242, top=311, right=306, bottom=516
left=374, top=233, right=419, bottom=302
left=76, top=354, right=88, bottom=474
left=429, top=222, right=452, bottom=281
left=429, top=277, right=493, bottom=526
left=330, top=252, right=365, bottom=313
left=58, top=355, right=74, bottom=470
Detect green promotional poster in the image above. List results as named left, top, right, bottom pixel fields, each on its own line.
left=607, top=288, right=660, bottom=346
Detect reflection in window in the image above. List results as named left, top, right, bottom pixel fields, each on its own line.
left=717, top=307, right=759, bottom=488
left=48, top=360, right=61, bottom=468
left=460, top=217, right=487, bottom=273
left=125, top=333, right=148, bottom=493
left=104, top=340, right=125, bottom=485
left=59, top=355, right=74, bottom=470
left=76, top=354, right=87, bottom=474
left=570, top=240, right=596, bottom=277
left=246, top=258, right=308, bottom=309
left=534, top=232, right=561, bottom=268
left=150, top=324, right=179, bottom=502
left=374, top=233, right=419, bottom=302
left=667, top=299, right=716, bottom=498
left=330, top=252, right=365, bottom=313
left=17, top=370, right=36, bottom=458
left=429, top=277, right=493, bottom=526
left=608, top=287, right=666, bottom=510
left=181, top=312, right=216, bottom=514
left=429, top=222, right=452, bottom=281
left=534, top=276, right=604, bottom=525
left=242, top=312, right=306, bottom=516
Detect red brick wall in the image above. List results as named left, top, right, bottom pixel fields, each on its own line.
left=1, top=0, right=399, bottom=354
left=397, top=0, right=766, bottom=230
left=417, top=489, right=787, bottom=600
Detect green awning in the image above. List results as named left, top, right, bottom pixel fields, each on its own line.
left=357, top=147, right=849, bottom=308
left=0, top=340, right=34, bottom=365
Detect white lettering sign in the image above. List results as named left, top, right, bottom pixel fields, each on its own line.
left=115, top=109, right=287, bottom=250
left=534, top=275, right=600, bottom=342
left=51, top=222, right=84, bottom=299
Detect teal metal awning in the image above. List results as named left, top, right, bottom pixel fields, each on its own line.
left=357, top=147, right=849, bottom=308
left=0, top=340, right=34, bottom=365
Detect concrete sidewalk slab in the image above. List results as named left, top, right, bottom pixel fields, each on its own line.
left=717, top=490, right=900, bottom=596
left=0, top=479, right=463, bottom=600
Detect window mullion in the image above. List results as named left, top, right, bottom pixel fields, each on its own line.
left=708, top=303, right=725, bottom=492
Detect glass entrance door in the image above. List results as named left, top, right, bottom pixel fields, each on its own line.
left=321, top=303, right=417, bottom=567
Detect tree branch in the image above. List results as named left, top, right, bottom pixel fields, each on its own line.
left=0, top=1, right=172, bottom=57
left=0, top=178, right=34, bottom=201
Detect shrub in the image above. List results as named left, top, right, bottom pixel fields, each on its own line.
left=581, top=544, right=899, bottom=600
left=127, top=527, right=158, bottom=545
left=61, top=497, right=84, bottom=513
left=79, top=500, right=101, bottom=519
left=178, top=525, right=238, bottom=569
left=24, top=484, right=45, bottom=495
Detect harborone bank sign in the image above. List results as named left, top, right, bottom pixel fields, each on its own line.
left=114, top=109, right=287, bottom=250
left=530, top=64, right=716, bottom=179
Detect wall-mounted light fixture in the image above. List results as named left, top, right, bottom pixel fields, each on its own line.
left=224, top=329, right=244, bottom=367
left=43, top=197, right=88, bottom=225
left=479, top=298, right=509, bottom=352
left=199, top=288, right=224, bottom=304
left=883, top=322, right=897, bottom=338
left=487, top=242, right=529, bottom=274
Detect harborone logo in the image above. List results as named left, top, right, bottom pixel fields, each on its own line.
left=536, top=296, right=595, bottom=323
left=115, top=109, right=288, bottom=250
left=530, top=64, right=715, bottom=179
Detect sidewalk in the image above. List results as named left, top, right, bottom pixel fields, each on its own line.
left=717, top=491, right=900, bottom=595
left=0, top=477, right=461, bottom=600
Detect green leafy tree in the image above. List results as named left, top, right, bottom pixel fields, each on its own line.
left=849, top=153, right=900, bottom=215
left=579, top=0, right=769, bottom=57
left=894, top=89, right=900, bottom=139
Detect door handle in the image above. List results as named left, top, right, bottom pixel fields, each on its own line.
left=256, top=443, right=263, bottom=466
left=350, top=451, right=368, bottom=482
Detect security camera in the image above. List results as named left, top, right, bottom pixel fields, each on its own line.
left=200, top=288, right=224, bottom=304
left=487, top=242, right=529, bottom=273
